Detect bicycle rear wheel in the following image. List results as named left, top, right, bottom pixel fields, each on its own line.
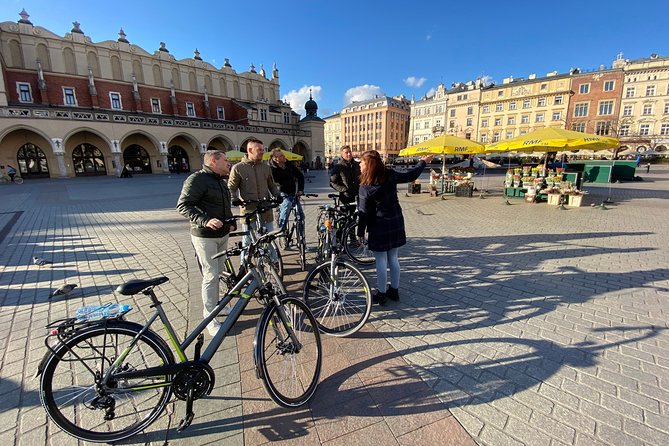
left=303, top=260, right=372, bottom=336
left=342, top=223, right=375, bottom=265
left=40, top=322, right=174, bottom=443
left=14, top=177, right=24, bottom=184
left=297, top=220, right=306, bottom=271
left=255, top=297, right=322, bottom=407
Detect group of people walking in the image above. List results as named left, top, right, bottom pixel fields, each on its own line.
left=176, top=140, right=431, bottom=334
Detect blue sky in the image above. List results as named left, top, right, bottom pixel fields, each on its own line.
left=7, top=0, right=669, bottom=118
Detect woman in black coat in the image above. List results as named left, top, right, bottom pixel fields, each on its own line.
left=356, top=150, right=433, bottom=305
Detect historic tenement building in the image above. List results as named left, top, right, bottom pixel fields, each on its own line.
left=340, top=95, right=410, bottom=163
left=0, top=10, right=324, bottom=179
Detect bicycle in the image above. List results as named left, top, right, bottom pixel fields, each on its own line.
left=303, top=218, right=372, bottom=336
left=235, top=198, right=284, bottom=279
left=316, top=193, right=374, bottom=265
left=36, top=230, right=322, bottom=443
left=0, top=173, right=24, bottom=184
left=280, top=193, right=318, bottom=271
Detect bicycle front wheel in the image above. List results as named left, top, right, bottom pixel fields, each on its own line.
left=297, top=220, right=306, bottom=271
left=255, top=297, right=322, bottom=407
left=342, top=223, right=375, bottom=265
left=40, top=322, right=174, bottom=443
left=303, top=260, right=372, bottom=336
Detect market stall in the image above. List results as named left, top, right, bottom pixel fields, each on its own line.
left=503, top=166, right=585, bottom=207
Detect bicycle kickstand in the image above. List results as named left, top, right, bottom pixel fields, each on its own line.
left=176, top=386, right=195, bottom=432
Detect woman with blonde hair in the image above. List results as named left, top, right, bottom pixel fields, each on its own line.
left=356, top=150, right=433, bottom=305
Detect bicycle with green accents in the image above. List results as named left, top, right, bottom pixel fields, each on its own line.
left=35, top=229, right=322, bottom=443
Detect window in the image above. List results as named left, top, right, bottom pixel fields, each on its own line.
left=540, top=83, right=547, bottom=90
left=506, top=131, right=514, bottom=139
left=217, top=106, right=225, bottom=120
left=579, top=84, right=590, bottom=94
left=623, top=104, right=633, bottom=116
left=603, top=80, right=615, bottom=92
left=554, top=96, right=563, bottom=105
left=507, top=116, right=516, bottom=125
left=493, top=132, right=500, bottom=142
left=625, top=87, right=635, bottom=98
left=450, top=109, right=456, bottom=117
left=467, top=106, right=473, bottom=115
left=481, top=119, right=489, bottom=127
left=497, top=91, right=503, bottom=97
left=466, top=118, right=473, bottom=126
left=494, top=118, right=502, bottom=126
left=186, top=102, right=195, bottom=117
left=537, top=97, right=546, bottom=107
left=639, top=124, right=650, bottom=135
left=414, top=122, right=420, bottom=129
left=535, top=113, right=545, bottom=122
left=552, top=111, right=561, bottom=121
left=63, top=87, right=77, bottom=106
left=260, top=109, right=267, bottom=120
left=595, top=121, right=611, bottom=135
left=646, top=85, right=656, bottom=96
left=17, top=83, right=32, bottom=102
left=643, top=104, right=653, bottom=115
left=574, top=103, right=589, bottom=117
left=665, top=103, right=669, bottom=114
left=660, top=124, right=669, bottom=135
left=109, top=92, right=122, bottom=110
left=572, top=122, right=586, bottom=132
left=151, top=98, right=161, bottom=113
left=619, top=124, right=630, bottom=136
left=521, top=115, right=530, bottom=124
left=423, top=121, right=429, bottom=129
left=449, top=120, right=455, bottom=128
left=598, top=100, right=614, bottom=115
left=480, top=134, right=488, bottom=143
left=495, top=103, right=503, bottom=112
left=509, top=101, right=517, bottom=110
left=523, top=99, right=531, bottom=108
left=482, top=105, right=490, bottom=113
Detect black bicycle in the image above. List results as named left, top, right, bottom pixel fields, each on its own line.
left=280, top=193, right=318, bottom=271
left=316, top=193, right=374, bottom=265
left=36, top=230, right=322, bottom=443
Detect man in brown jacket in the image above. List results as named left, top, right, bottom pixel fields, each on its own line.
left=228, top=138, right=280, bottom=254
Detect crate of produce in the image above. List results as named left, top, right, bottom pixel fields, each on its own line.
left=454, top=184, right=473, bottom=197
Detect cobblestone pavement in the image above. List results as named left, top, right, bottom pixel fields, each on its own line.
left=1, top=166, right=668, bottom=445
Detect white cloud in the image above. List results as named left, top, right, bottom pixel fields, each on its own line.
left=282, top=85, right=322, bottom=117
left=425, top=87, right=436, bottom=98
left=343, top=85, right=385, bottom=106
left=426, top=34, right=432, bottom=41
left=476, top=75, right=494, bottom=87
left=404, top=76, right=427, bottom=88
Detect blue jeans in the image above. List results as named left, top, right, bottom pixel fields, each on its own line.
left=372, top=247, right=400, bottom=292
left=278, top=193, right=304, bottom=230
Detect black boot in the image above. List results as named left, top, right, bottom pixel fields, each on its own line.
left=372, top=289, right=387, bottom=306
left=387, top=287, right=399, bottom=301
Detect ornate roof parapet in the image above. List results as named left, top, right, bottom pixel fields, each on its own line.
left=117, top=28, right=129, bottom=43
left=18, top=9, right=32, bottom=25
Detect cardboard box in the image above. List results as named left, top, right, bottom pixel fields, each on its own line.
left=547, top=193, right=561, bottom=206
left=567, top=195, right=583, bottom=207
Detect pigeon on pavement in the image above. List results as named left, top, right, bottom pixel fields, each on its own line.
left=50, top=284, right=77, bottom=299
left=33, top=256, right=52, bottom=266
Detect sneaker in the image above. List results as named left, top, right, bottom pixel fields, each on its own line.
left=387, top=287, right=400, bottom=301
left=207, top=319, right=221, bottom=336
left=372, top=290, right=387, bottom=306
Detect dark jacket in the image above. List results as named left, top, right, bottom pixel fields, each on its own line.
left=357, top=161, right=427, bottom=252
left=329, top=158, right=360, bottom=204
left=269, top=160, right=305, bottom=195
left=176, top=166, right=234, bottom=238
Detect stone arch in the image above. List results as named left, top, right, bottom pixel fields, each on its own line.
left=119, top=132, right=161, bottom=174
left=246, top=83, right=253, bottom=100
left=171, top=68, right=181, bottom=89
left=207, top=136, right=235, bottom=152
left=63, top=128, right=114, bottom=176
left=152, top=64, right=163, bottom=87
left=167, top=132, right=201, bottom=171
left=267, top=138, right=290, bottom=151
left=219, top=77, right=227, bottom=96
left=111, top=55, right=123, bottom=80
left=0, top=127, right=52, bottom=179
left=63, top=47, right=77, bottom=74
left=9, top=39, right=23, bottom=68
left=233, top=80, right=240, bottom=98
left=293, top=141, right=310, bottom=163
left=37, top=43, right=51, bottom=71
left=259, top=85, right=266, bottom=101
left=132, top=59, right=144, bottom=83
left=87, top=51, right=100, bottom=77
left=204, top=75, right=212, bottom=94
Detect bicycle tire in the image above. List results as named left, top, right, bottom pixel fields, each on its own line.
left=268, top=240, right=284, bottom=279
left=255, top=297, right=322, bottom=408
left=303, top=260, right=372, bottom=337
left=297, top=219, right=306, bottom=271
left=14, top=177, right=24, bottom=184
left=342, top=223, right=375, bottom=265
left=40, top=321, right=174, bottom=443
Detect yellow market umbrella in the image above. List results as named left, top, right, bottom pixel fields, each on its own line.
left=224, top=150, right=246, bottom=161
left=400, top=134, right=485, bottom=157
left=485, top=127, right=618, bottom=153
left=263, top=149, right=303, bottom=161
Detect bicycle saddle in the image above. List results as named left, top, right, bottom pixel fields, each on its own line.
left=116, top=277, right=169, bottom=295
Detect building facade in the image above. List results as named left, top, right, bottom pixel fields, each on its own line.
left=408, top=83, right=448, bottom=145
left=567, top=68, right=624, bottom=137
left=0, top=10, right=323, bottom=179
left=445, top=81, right=482, bottom=140
left=323, top=112, right=341, bottom=164
left=340, top=95, right=410, bottom=162
left=617, top=54, right=669, bottom=153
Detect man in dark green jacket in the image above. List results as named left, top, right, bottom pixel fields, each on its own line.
left=177, top=150, right=235, bottom=336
